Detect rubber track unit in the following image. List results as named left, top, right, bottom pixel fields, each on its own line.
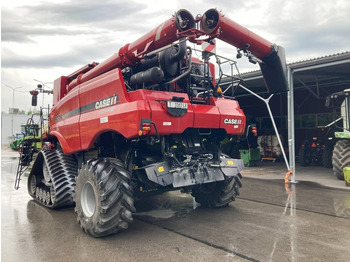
left=332, top=140, right=350, bottom=180
left=191, top=173, right=242, bottom=208
left=27, top=149, right=78, bottom=208
left=74, top=158, right=136, bottom=237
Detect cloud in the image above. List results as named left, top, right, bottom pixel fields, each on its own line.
left=20, top=0, right=146, bottom=26
left=2, top=0, right=350, bottom=113
left=2, top=35, right=124, bottom=69
left=2, top=0, right=150, bottom=44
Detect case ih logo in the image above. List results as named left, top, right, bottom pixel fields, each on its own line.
left=95, top=95, right=119, bottom=110
left=224, top=118, right=242, bottom=125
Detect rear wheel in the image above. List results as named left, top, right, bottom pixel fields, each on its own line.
left=191, top=175, right=242, bottom=208
left=74, top=158, right=135, bottom=237
left=332, top=140, right=350, bottom=180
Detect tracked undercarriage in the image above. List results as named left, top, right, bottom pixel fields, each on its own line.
left=27, top=148, right=77, bottom=208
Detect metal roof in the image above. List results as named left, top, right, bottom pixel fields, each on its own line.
left=221, top=52, right=350, bottom=97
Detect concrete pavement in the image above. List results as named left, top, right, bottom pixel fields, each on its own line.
left=2, top=148, right=350, bottom=261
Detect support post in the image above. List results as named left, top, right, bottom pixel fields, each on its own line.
left=239, top=84, right=290, bottom=171
left=287, top=67, right=296, bottom=183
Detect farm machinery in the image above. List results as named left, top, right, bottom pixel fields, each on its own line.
left=298, top=136, right=334, bottom=168
left=10, top=115, right=41, bottom=151
left=15, top=8, right=288, bottom=237
left=325, top=89, right=350, bottom=180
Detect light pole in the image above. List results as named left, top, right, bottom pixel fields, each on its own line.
left=33, top=79, right=53, bottom=107
left=5, top=84, right=22, bottom=137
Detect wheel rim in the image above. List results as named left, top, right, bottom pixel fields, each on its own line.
left=81, top=181, right=96, bottom=218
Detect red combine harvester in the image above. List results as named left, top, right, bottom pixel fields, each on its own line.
left=21, top=9, right=288, bottom=237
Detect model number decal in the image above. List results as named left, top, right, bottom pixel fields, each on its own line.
left=100, top=116, right=108, bottom=123
left=167, top=101, right=188, bottom=109
left=95, top=95, right=119, bottom=110
left=224, top=118, right=242, bottom=125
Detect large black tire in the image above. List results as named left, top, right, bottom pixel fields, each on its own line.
left=298, top=148, right=309, bottom=166
left=191, top=175, right=242, bottom=208
left=322, top=147, right=333, bottom=168
left=74, top=158, right=135, bottom=237
left=332, top=140, right=350, bottom=180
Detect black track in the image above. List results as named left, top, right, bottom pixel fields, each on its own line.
left=27, top=149, right=77, bottom=208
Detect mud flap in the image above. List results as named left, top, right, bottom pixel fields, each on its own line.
left=144, top=158, right=244, bottom=188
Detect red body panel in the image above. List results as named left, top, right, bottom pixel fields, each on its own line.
left=53, top=76, right=67, bottom=106
left=50, top=69, right=246, bottom=154
left=147, top=100, right=194, bottom=136
left=215, top=98, right=246, bottom=133
left=50, top=87, right=81, bottom=152
left=192, top=104, right=220, bottom=128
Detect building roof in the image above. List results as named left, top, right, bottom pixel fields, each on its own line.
left=220, top=52, right=350, bottom=97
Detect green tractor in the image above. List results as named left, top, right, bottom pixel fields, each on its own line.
left=10, top=115, right=41, bottom=152
left=326, top=89, right=350, bottom=180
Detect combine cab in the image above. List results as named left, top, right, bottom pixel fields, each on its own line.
left=17, top=8, right=288, bottom=237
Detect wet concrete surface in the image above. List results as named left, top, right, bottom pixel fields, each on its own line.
left=2, top=151, right=350, bottom=261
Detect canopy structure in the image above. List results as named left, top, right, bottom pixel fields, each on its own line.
left=220, top=52, right=350, bottom=181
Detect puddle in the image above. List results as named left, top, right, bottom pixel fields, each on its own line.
left=134, top=191, right=198, bottom=220
left=135, top=209, right=176, bottom=219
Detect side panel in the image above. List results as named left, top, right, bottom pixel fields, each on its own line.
left=215, top=98, right=246, bottom=135
left=79, top=69, right=150, bottom=150
left=50, top=87, right=81, bottom=153
left=192, top=104, right=220, bottom=128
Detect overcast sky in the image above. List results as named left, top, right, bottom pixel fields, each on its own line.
left=2, top=0, right=350, bottom=112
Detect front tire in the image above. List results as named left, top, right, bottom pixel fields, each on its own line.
left=191, top=175, right=242, bottom=208
left=74, top=158, right=135, bottom=237
left=332, top=140, right=350, bottom=180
